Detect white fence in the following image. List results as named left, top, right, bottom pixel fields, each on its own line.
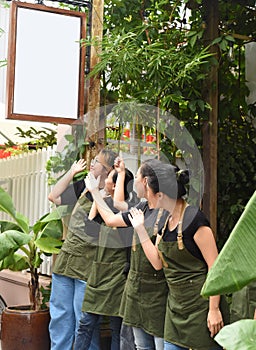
left=0, top=146, right=57, bottom=275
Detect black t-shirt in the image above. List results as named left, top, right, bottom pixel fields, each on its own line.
left=162, top=206, right=210, bottom=261
left=121, top=201, right=170, bottom=245
left=85, top=196, right=135, bottom=248
left=122, top=201, right=154, bottom=226
left=60, top=179, right=86, bottom=206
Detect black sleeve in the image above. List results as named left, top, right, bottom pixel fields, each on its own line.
left=183, top=208, right=211, bottom=261
left=60, top=179, right=86, bottom=206
left=121, top=200, right=147, bottom=226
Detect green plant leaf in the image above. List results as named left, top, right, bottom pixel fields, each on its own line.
left=214, top=320, right=256, bottom=350
left=41, top=205, right=71, bottom=222
left=0, top=253, right=29, bottom=271
left=201, top=191, right=256, bottom=297
left=39, top=219, right=63, bottom=240
left=0, top=187, right=29, bottom=233
left=0, top=220, right=22, bottom=232
left=35, top=237, right=63, bottom=254
left=0, top=230, right=31, bottom=260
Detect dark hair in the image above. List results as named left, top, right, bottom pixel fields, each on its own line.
left=112, top=168, right=134, bottom=200
left=100, top=149, right=118, bottom=169
left=140, top=159, right=189, bottom=199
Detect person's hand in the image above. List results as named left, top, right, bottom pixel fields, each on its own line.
left=71, top=159, right=86, bottom=177
left=128, top=207, right=145, bottom=229
left=207, top=308, right=224, bottom=337
left=85, top=172, right=100, bottom=192
left=114, top=157, right=125, bottom=173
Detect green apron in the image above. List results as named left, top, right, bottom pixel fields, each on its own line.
left=230, top=280, right=256, bottom=322
left=82, top=224, right=129, bottom=316
left=158, top=237, right=229, bottom=350
left=119, top=208, right=169, bottom=338
left=53, top=193, right=97, bottom=281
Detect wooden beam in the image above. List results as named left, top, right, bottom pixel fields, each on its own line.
left=202, top=0, right=219, bottom=237
left=84, top=0, right=104, bottom=158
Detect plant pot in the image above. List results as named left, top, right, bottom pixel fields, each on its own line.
left=1, top=305, right=50, bottom=350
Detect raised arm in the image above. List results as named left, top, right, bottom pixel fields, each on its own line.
left=48, top=159, right=86, bottom=205
left=128, top=207, right=163, bottom=270
left=85, top=172, right=127, bottom=227
left=113, top=157, right=128, bottom=212
left=194, top=226, right=224, bottom=337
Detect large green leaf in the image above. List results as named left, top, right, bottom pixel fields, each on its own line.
left=39, top=219, right=63, bottom=240
left=215, top=320, right=256, bottom=350
left=0, top=253, right=29, bottom=271
left=201, top=191, right=256, bottom=297
left=0, top=220, right=22, bottom=232
left=33, top=206, right=68, bottom=235
left=0, top=187, right=29, bottom=233
left=40, top=205, right=71, bottom=222
left=0, top=230, right=31, bottom=260
left=35, top=236, right=63, bottom=254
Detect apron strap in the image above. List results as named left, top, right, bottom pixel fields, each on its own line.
left=177, top=201, right=189, bottom=250
left=156, top=212, right=171, bottom=268
left=132, top=207, right=163, bottom=252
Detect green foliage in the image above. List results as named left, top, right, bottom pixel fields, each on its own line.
left=46, top=127, right=88, bottom=185
left=96, top=0, right=256, bottom=245
left=215, top=319, right=256, bottom=350
left=40, top=282, right=52, bottom=310
left=217, top=40, right=256, bottom=244
left=201, top=191, right=256, bottom=348
left=202, top=191, right=256, bottom=297
left=0, top=187, right=65, bottom=310
left=0, top=126, right=57, bottom=158
left=14, top=126, right=57, bottom=149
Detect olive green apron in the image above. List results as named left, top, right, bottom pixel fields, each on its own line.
left=230, top=280, right=256, bottom=322
left=119, top=208, right=169, bottom=338
left=53, top=193, right=97, bottom=281
left=158, top=209, right=229, bottom=350
left=82, top=224, right=129, bottom=316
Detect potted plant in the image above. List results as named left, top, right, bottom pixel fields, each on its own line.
left=201, top=190, right=256, bottom=350
left=0, top=186, right=67, bottom=350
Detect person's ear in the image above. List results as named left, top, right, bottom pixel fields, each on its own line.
left=158, top=192, right=163, bottom=199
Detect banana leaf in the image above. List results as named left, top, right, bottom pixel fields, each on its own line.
left=0, top=187, right=29, bottom=233
left=0, top=230, right=31, bottom=260
left=201, top=190, right=256, bottom=297
left=214, top=320, right=256, bottom=350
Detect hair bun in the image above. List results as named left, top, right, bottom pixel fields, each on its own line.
left=176, top=169, right=189, bottom=185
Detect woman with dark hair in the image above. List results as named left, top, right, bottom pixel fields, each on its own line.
left=84, top=158, right=169, bottom=350
left=128, top=162, right=230, bottom=350
left=74, top=158, right=138, bottom=350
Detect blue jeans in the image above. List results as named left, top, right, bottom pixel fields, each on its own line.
left=164, top=340, right=223, bottom=350
left=49, top=273, right=100, bottom=350
left=132, top=327, right=164, bottom=350
left=120, top=324, right=136, bottom=350
left=74, top=312, right=122, bottom=350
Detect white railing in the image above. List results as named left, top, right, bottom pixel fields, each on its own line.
left=0, top=146, right=57, bottom=275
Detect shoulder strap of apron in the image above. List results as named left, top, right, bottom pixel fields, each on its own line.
left=156, top=213, right=170, bottom=268
left=177, top=201, right=189, bottom=250
left=132, top=207, right=163, bottom=252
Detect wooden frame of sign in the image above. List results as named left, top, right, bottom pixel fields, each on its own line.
left=6, top=1, right=86, bottom=124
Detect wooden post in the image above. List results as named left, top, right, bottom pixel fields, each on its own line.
left=84, top=0, right=104, bottom=160
left=202, top=0, right=219, bottom=236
